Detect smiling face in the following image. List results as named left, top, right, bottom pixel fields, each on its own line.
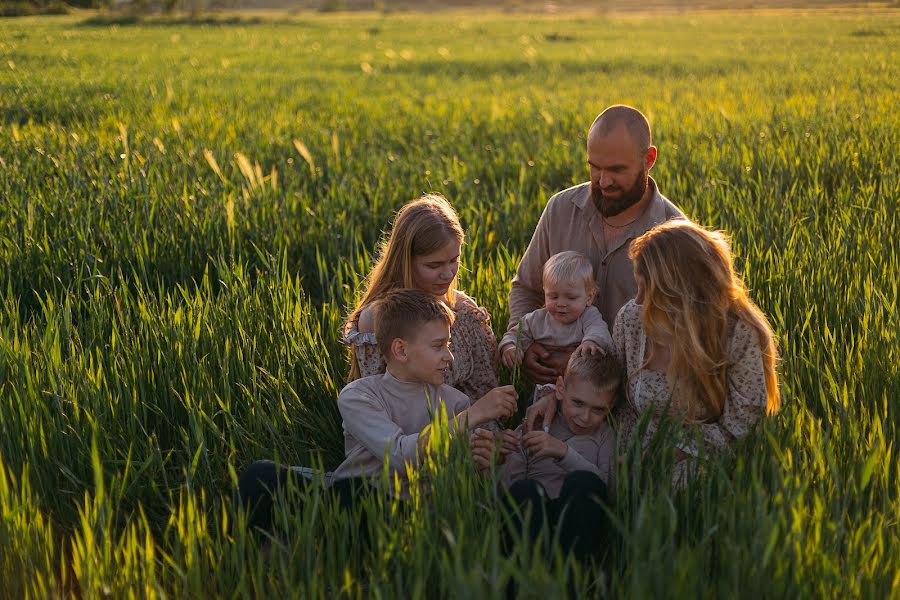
left=411, top=240, right=461, bottom=299
left=557, top=376, right=616, bottom=435
left=393, top=318, right=454, bottom=386
left=544, top=277, right=594, bottom=325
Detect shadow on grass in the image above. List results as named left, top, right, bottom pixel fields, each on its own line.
left=75, top=14, right=308, bottom=27
left=340, top=56, right=751, bottom=81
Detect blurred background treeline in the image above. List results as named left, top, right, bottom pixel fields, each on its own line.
left=3, top=0, right=897, bottom=18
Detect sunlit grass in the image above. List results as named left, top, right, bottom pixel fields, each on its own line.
left=0, top=9, right=898, bottom=597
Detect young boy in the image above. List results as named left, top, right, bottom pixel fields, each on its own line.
left=471, top=351, right=622, bottom=560
left=500, top=251, right=612, bottom=369
left=330, top=288, right=517, bottom=497
left=237, top=289, right=517, bottom=533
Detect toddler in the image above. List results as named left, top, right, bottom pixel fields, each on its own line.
left=500, top=251, right=612, bottom=368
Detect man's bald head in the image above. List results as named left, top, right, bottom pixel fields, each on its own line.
left=588, top=105, right=652, bottom=156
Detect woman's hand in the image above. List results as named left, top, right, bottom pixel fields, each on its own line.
left=524, top=387, right=558, bottom=433
left=522, top=431, right=567, bottom=460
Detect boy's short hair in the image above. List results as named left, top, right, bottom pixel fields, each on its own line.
left=542, top=251, right=597, bottom=294
left=374, top=288, right=455, bottom=357
left=564, top=352, right=623, bottom=398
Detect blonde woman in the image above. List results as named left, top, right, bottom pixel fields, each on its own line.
left=344, top=193, right=503, bottom=404
left=526, top=220, right=780, bottom=485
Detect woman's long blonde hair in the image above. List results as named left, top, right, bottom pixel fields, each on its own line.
left=630, top=220, right=780, bottom=419
left=345, top=193, right=464, bottom=381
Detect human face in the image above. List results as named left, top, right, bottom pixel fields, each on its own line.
left=558, top=377, right=615, bottom=435
left=411, top=240, right=461, bottom=298
left=587, top=124, right=652, bottom=217
left=544, top=278, right=594, bottom=325
left=400, top=319, right=454, bottom=386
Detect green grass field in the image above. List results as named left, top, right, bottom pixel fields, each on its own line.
left=1, top=9, right=898, bottom=597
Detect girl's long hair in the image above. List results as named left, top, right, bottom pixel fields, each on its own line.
left=630, top=220, right=780, bottom=419
left=345, top=193, right=464, bottom=381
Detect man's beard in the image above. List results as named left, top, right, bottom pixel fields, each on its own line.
left=591, top=170, right=648, bottom=217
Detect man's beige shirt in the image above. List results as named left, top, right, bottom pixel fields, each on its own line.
left=508, top=178, right=684, bottom=332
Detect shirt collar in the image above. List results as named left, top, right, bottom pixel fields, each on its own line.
left=572, top=177, right=669, bottom=246
left=383, top=367, right=426, bottom=392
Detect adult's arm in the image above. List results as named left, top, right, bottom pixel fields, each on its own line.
left=612, top=303, right=629, bottom=366
left=507, top=200, right=555, bottom=331
left=450, top=296, right=500, bottom=402
left=346, top=307, right=387, bottom=379
left=680, top=320, right=769, bottom=457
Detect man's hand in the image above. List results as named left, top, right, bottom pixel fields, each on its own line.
left=523, top=388, right=559, bottom=433
left=522, top=342, right=558, bottom=384
left=466, top=386, right=518, bottom=426
left=523, top=342, right=578, bottom=384
left=522, top=431, right=568, bottom=460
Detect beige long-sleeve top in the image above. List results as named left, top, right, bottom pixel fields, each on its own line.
left=343, top=291, right=498, bottom=403
left=332, top=370, right=471, bottom=497
left=498, top=305, right=612, bottom=355
left=499, top=410, right=615, bottom=498
left=612, top=300, right=769, bottom=459
left=508, top=178, right=684, bottom=332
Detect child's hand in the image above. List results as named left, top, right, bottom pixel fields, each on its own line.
left=469, top=428, right=500, bottom=471
left=573, top=340, right=605, bottom=358
left=522, top=430, right=568, bottom=460
left=467, top=386, right=518, bottom=426
left=499, top=429, right=520, bottom=457
left=501, top=345, right=522, bottom=368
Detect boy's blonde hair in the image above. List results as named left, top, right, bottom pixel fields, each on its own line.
left=374, top=289, right=455, bottom=359
left=564, top=352, right=623, bottom=402
left=630, top=220, right=780, bottom=418
left=542, top=251, right=597, bottom=295
left=346, top=193, right=464, bottom=381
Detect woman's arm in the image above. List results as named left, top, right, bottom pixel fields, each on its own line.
left=449, top=296, right=499, bottom=402
left=345, top=306, right=388, bottom=379
left=681, top=321, right=768, bottom=456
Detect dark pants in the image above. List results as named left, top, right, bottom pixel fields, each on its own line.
left=236, top=460, right=368, bottom=535
left=505, top=471, right=610, bottom=562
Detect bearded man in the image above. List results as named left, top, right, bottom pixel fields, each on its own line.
left=508, top=105, right=685, bottom=384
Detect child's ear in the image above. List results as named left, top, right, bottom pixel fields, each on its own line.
left=555, top=375, right=566, bottom=398
left=390, top=337, right=408, bottom=363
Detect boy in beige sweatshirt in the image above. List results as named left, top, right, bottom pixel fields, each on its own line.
left=331, top=288, right=517, bottom=497
left=471, top=351, right=622, bottom=561
left=238, top=288, right=518, bottom=534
